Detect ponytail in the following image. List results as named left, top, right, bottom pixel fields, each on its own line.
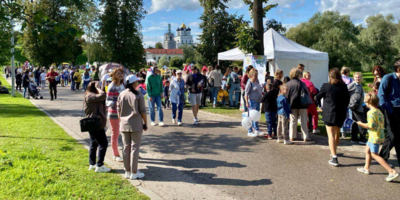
left=126, top=81, right=139, bottom=95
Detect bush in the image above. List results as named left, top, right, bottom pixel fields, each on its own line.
left=169, top=57, right=183, bottom=69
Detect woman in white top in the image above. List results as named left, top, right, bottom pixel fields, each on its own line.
left=169, top=70, right=186, bottom=126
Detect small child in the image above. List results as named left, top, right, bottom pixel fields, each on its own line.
left=164, top=80, right=170, bottom=109
left=356, top=92, right=399, bottom=182
left=261, top=83, right=277, bottom=140
left=40, top=70, right=46, bottom=89
left=372, top=82, right=380, bottom=95
left=276, top=85, right=293, bottom=145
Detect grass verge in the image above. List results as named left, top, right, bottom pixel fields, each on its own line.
left=0, top=75, right=148, bottom=200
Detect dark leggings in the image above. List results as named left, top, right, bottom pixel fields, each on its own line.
left=89, top=129, right=108, bottom=167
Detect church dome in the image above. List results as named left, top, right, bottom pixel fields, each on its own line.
left=176, top=27, right=180, bottom=31
left=187, top=27, right=191, bottom=31
left=180, top=22, right=186, bottom=29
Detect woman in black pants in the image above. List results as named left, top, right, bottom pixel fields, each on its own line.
left=84, top=81, right=111, bottom=173
left=201, top=68, right=209, bottom=107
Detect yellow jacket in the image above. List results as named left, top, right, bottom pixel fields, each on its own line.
left=74, top=72, right=82, bottom=82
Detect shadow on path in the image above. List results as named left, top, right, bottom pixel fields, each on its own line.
left=139, top=157, right=247, bottom=169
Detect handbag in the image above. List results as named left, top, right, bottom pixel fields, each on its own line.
left=79, top=99, right=101, bottom=132
left=300, top=82, right=313, bottom=107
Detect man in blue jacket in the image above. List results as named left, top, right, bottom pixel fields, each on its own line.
left=378, top=60, right=400, bottom=166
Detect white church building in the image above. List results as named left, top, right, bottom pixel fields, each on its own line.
left=163, top=23, right=194, bottom=49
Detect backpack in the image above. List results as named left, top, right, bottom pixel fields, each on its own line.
left=232, top=73, right=240, bottom=83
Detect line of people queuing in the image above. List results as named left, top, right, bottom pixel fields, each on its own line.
left=241, top=61, right=400, bottom=182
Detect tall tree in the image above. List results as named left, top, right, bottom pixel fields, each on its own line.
left=0, top=1, right=12, bottom=66
left=198, top=0, right=246, bottom=66
left=99, top=0, right=146, bottom=69
left=241, top=0, right=277, bottom=55
left=155, top=42, right=163, bottom=49
left=358, top=14, right=399, bottom=71
left=285, top=11, right=361, bottom=69
left=264, top=19, right=286, bottom=34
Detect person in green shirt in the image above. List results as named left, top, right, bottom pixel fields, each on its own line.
left=356, top=92, right=399, bottom=182
left=146, top=67, right=164, bottom=126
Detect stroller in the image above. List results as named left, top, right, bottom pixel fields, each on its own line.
left=28, top=82, right=43, bottom=99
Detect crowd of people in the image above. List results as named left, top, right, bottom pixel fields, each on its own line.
left=4, top=60, right=400, bottom=182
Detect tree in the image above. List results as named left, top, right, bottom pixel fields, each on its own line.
left=198, top=0, right=247, bottom=66
left=20, top=1, right=85, bottom=66
left=99, top=0, right=146, bottom=70
left=169, top=57, right=183, bottom=69
left=358, top=14, right=399, bottom=71
left=264, top=19, right=286, bottom=34
left=0, top=1, right=12, bottom=66
left=285, top=11, right=361, bottom=68
left=83, top=41, right=111, bottom=64
left=241, top=0, right=277, bottom=55
left=157, top=55, right=169, bottom=68
left=186, top=57, right=193, bottom=64
left=179, top=44, right=195, bottom=64
left=155, top=42, right=163, bottom=49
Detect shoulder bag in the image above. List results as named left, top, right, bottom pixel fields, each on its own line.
left=300, top=82, right=313, bottom=107
left=80, top=98, right=100, bottom=132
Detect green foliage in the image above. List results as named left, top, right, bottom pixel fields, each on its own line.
left=265, top=19, right=286, bottom=34
left=179, top=44, right=195, bottom=64
left=99, top=0, right=146, bottom=70
left=157, top=55, right=169, bottom=68
left=0, top=1, right=13, bottom=66
left=358, top=14, right=399, bottom=71
left=197, top=2, right=247, bottom=66
left=234, top=22, right=258, bottom=55
left=286, top=11, right=361, bottom=69
left=169, top=57, right=183, bottom=69
left=186, top=57, right=193, bottom=64
left=155, top=42, right=163, bottom=49
left=83, top=41, right=111, bottom=64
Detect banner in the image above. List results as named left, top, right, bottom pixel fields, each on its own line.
left=241, top=55, right=267, bottom=111
left=243, top=55, right=267, bottom=84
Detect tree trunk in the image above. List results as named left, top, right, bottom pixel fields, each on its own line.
left=253, top=0, right=264, bottom=55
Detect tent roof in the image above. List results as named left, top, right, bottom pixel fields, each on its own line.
left=217, top=47, right=249, bottom=61
left=217, top=28, right=329, bottom=61
left=264, top=29, right=328, bottom=61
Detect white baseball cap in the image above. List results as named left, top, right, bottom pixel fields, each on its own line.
left=108, top=69, right=113, bottom=73
left=176, top=70, right=183, bottom=74
left=126, top=75, right=139, bottom=84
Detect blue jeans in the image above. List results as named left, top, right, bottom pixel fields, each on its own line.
left=83, top=80, right=90, bottom=91
left=248, top=100, right=260, bottom=133
left=71, top=81, right=75, bottom=90
left=265, top=112, right=277, bottom=136
left=23, top=86, right=28, bottom=98
left=148, top=95, right=164, bottom=122
left=210, top=87, right=219, bottom=105
left=341, top=108, right=352, bottom=133
left=172, top=102, right=184, bottom=122
left=64, top=78, right=68, bottom=86
left=229, top=83, right=241, bottom=106
left=35, top=78, right=40, bottom=86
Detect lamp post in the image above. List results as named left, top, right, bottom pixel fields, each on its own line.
left=11, top=18, right=15, bottom=97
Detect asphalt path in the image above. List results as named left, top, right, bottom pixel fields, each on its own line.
left=6, top=78, right=400, bottom=200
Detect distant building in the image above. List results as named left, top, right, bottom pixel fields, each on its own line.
left=162, top=23, right=194, bottom=49
left=145, top=49, right=184, bottom=62
left=163, top=24, right=176, bottom=49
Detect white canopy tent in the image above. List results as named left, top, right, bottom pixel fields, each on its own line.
left=217, top=29, right=329, bottom=88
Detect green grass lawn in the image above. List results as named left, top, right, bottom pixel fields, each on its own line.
left=0, top=75, right=148, bottom=199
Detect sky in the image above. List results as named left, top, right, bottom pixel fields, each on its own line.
left=141, top=0, right=400, bottom=48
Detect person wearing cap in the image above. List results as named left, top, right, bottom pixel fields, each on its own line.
left=117, top=75, right=147, bottom=179
left=378, top=60, right=400, bottom=167
left=170, top=70, right=185, bottom=126
left=186, top=66, right=205, bottom=125
left=101, top=69, right=113, bottom=90
left=146, top=66, right=164, bottom=126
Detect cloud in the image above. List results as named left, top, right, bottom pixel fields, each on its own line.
left=148, top=0, right=200, bottom=14
left=225, top=0, right=246, bottom=9
left=283, top=23, right=297, bottom=30
left=142, top=36, right=164, bottom=47
left=319, top=0, right=400, bottom=22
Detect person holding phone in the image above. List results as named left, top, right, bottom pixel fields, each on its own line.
left=117, top=75, right=148, bottom=180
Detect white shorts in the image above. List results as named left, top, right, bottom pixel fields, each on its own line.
left=189, top=93, right=201, bottom=106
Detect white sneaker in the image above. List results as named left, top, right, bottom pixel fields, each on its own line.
left=151, top=122, right=156, bottom=126
left=247, top=132, right=257, bottom=137
left=88, top=165, right=96, bottom=170
left=284, top=140, right=294, bottom=145
left=95, top=165, right=111, bottom=173
left=277, top=139, right=284, bottom=143
left=113, top=156, right=123, bottom=162
left=159, top=122, right=165, bottom=127
left=178, top=122, right=182, bottom=126
left=255, top=130, right=264, bottom=136
left=125, top=171, right=131, bottom=179
left=130, top=171, right=145, bottom=179
left=193, top=120, right=198, bottom=125
left=313, top=129, right=320, bottom=134
left=172, top=119, right=176, bottom=124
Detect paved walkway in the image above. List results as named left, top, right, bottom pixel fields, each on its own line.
left=5, top=77, right=400, bottom=200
